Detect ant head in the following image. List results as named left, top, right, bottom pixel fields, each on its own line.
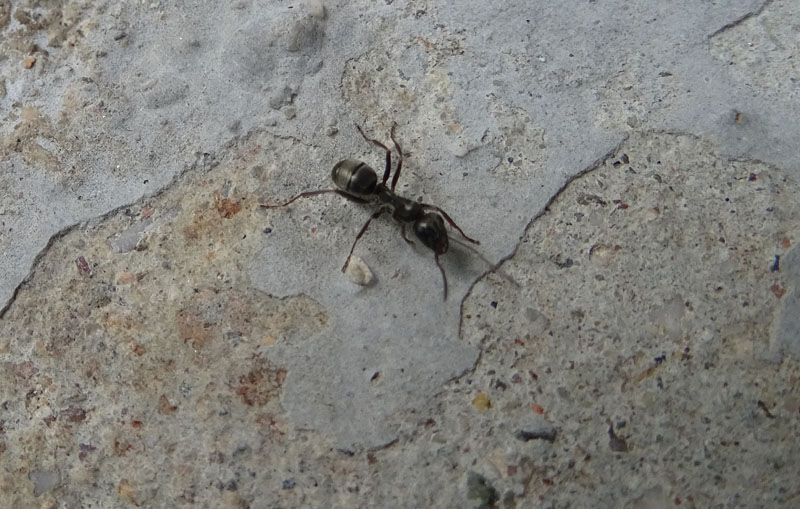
left=414, top=213, right=448, bottom=255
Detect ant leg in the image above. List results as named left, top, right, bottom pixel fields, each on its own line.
left=389, top=123, right=404, bottom=191
left=356, top=124, right=393, bottom=185
left=342, top=207, right=390, bottom=273
left=261, top=190, right=368, bottom=209
left=399, top=223, right=414, bottom=245
left=421, top=204, right=481, bottom=245
left=434, top=254, right=448, bottom=300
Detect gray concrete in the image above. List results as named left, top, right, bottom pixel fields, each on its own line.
left=1, top=0, right=798, bottom=507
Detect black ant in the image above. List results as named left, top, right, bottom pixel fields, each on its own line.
left=260, top=123, right=480, bottom=299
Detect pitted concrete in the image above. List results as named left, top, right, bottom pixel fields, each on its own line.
left=1, top=0, right=798, bottom=506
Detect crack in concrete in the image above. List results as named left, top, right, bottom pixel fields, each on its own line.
left=458, top=134, right=631, bottom=338
left=0, top=127, right=316, bottom=320
left=0, top=150, right=221, bottom=319
left=707, top=0, right=774, bottom=39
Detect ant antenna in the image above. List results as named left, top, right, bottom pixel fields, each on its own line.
left=448, top=237, right=520, bottom=288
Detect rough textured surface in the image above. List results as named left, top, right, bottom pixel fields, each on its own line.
left=1, top=0, right=799, bottom=507
left=460, top=132, right=800, bottom=507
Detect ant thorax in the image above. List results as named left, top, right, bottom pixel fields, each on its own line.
left=376, top=188, right=423, bottom=222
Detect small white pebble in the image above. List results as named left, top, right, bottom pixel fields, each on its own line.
left=345, top=256, right=373, bottom=286
left=305, top=0, right=326, bottom=19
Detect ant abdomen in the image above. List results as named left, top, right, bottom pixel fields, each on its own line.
left=332, top=159, right=377, bottom=196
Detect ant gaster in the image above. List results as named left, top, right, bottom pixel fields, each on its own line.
left=260, top=124, right=480, bottom=299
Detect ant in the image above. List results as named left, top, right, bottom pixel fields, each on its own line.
left=260, top=123, right=480, bottom=299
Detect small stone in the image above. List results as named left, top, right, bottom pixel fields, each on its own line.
left=305, top=0, right=326, bottom=20
left=23, top=56, right=36, bottom=69
left=472, top=392, right=491, bottom=411
left=345, top=256, right=373, bottom=286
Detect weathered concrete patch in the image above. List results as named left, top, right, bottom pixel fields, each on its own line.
left=1, top=0, right=798, bottom=506
left=457, top=131, right=800, bottom=507
left=0, top=130, right=329, bottom=507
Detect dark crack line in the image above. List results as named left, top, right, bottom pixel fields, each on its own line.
left=707, top=0, right=774, bottom=39
left=0, top=127, right=315, bottom=320
left=0, top=226, right=73, bottom=319
left=0, top=150, right=221, bottom=320
left=457, top=133, right=631, bottom=338
left=456, top=124, right=794, bottom=339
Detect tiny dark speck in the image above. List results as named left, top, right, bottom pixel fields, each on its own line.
left=771, top=255, right=780, bottom=272
left=742, top=301, right=749, bottom=307
left=143, top=180, right=149, bottom=184
left=507, top=157, right=514, bottom=163
left=263, top=227, right=272, bottom=234
left=515, top=427, right=557, bottom=442
left=490, top=301, right=498, bottom=308
left=282, top=479, right=296, bottom=490
left=724, top=197, right=730, bottom=202
left=556, top=258, right=573, bottom=269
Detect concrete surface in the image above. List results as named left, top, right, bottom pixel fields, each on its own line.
left=1, top=0, right=798, bottom=507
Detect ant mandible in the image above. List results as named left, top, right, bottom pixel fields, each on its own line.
left=260, top=123, right=480, bottom=299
